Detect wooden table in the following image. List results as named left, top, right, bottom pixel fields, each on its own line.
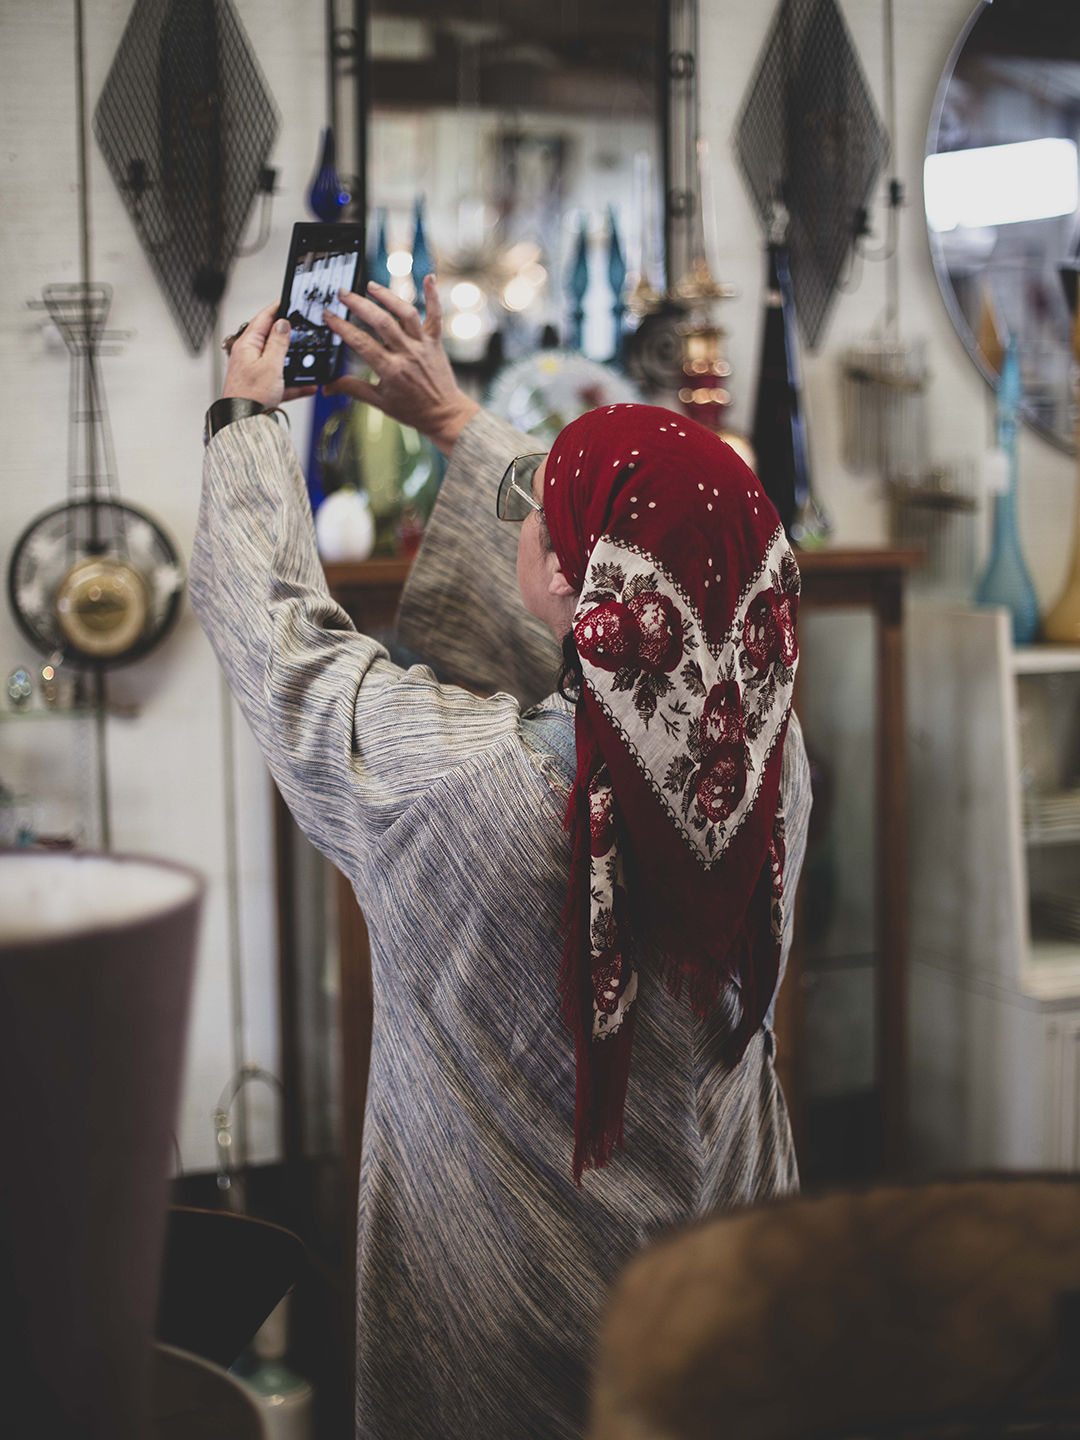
left=773, top=547, right=921, bottom=1175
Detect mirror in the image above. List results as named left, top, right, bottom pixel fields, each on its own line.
left=368, top=2, right=663, bottom=377
left=926, top=0, right=1080, bottom=454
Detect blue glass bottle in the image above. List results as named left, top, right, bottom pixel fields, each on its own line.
left=307, top=128, right=349, bottom=223
left=370, top=209, right=391, bottom=290
left=975, top=339, right=1040, bottom=646
left=567, top=217, right=589, bottom=352
left=607, top=205, right=626, bottom=364
left=410, top=198, right=433, bottom=318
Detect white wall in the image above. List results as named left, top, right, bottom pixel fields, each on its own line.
left=4, top=0, right=1073, bottom=1173
left=699, top=0, right=1076, bottom=603
left=0, top=0, right=326, bottom=1171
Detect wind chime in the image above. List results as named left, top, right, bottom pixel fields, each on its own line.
left=8, top=0, right=192, bottom=849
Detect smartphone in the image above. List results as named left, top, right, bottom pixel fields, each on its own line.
left=277, top=223, right=364, bottom=386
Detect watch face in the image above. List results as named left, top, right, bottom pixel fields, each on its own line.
left=54, top=558, right=149, bottom=658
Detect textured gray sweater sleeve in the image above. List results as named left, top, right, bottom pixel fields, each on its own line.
left=189, top=413, right=521, bottom=879
left=396, top=408, right=562, bottom=706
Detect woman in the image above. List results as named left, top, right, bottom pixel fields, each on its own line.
left=192, top=279, right=810, bottom=1439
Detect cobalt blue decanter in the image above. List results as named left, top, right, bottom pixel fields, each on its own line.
left=307, top=128, right=349, bottom=222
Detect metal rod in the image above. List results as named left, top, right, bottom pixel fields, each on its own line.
left=94, top=668, right=110, bottom=850
left=219, top=671, right=249, bottom=1170
left=74, top=0, right=100, bottom=549
left=326, top=0, right=339, bottom=138
left=73, top=0, right=91, bottom=295
left=659, top=0, right=673, bottom=290
left=210, top=320, right=250, bottom=1169
left=353, top=0, right=369, bottom=256
left=883, top=0, right=900, bottom=334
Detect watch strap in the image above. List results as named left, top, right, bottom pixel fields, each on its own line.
left=203, top=397, right=266, bottom=446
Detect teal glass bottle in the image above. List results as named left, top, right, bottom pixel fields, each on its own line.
left=410, top=197, right=433, bottom=318
left=976, top=340, right=1040, bottom=645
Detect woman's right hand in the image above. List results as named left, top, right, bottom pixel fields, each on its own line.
left=322, top=274, right=480, bottom=456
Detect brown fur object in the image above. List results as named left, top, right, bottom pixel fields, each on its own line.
left=589, top=1179, right=1080, bottom=1440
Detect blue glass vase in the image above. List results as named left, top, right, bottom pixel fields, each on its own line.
left=307, top=128, right=349, bottom=223
left=976, top=340, right=1040, bottom=646
left=607, top=205, right=626, bottom=364
left=410, top=197, right=433, bottom=317
left=370, top=208, right=391, bottom=290
left=567, top=217, right=589, bottom=352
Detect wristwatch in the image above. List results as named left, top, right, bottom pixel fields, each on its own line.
left=203, top=397, right=266, bottom=446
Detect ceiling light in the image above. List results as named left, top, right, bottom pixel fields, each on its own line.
left=503, top=278, right=535, bottom=311
left=450, top=281, right=483, bottom=310
left=450, top=311, right=482, bottom=339
left=925, top=138, right=1078, bottom=232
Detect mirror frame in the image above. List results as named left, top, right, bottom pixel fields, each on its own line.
left=924, top=0, right=1076, bottom=456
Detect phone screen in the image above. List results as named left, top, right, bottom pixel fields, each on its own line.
left=279, top=224, right=364, bottom=386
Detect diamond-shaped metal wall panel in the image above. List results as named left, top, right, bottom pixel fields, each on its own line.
left=94, top=0, right=279, bottom=354
left=734, top=0, right=888, bottom=350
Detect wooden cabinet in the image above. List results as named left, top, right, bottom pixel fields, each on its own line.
left=777, top=548, right=920, bottom=1175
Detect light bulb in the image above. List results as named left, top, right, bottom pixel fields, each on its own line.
left=450, top=281, right=483, bottom=310
left=450, top=311, right=482, bottom=339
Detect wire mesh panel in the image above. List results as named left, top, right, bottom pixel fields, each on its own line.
left=94, top=0, right=279, bottom=354
left=734, top=0, right=887, bottom=349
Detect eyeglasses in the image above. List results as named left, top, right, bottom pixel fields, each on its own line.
left=496, top=453, right=547, bottom=522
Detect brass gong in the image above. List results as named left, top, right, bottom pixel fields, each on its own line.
left=54, top=557, right=149, bottom=659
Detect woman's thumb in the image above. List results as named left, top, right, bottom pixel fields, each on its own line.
left=267, top=316, right=291, bottom=357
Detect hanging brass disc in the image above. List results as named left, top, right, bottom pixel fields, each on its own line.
left=54, top=557, right=149, bottom=659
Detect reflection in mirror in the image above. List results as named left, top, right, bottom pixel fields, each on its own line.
left=368, top=3, right=662, bottom=375
left=926, top=0, right=1080, bottom=453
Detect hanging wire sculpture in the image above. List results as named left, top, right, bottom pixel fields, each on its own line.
left=734, top=0, right=888, bottom=350
left=93, top=0, right=279, bottom=353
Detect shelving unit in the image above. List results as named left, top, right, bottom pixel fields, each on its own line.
left=907, top=603, right=1080, bottom=1170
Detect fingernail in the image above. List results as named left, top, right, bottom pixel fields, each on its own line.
left=274, top=318, right=289, bottom=333
left=368, top=281, right=381, bottom=291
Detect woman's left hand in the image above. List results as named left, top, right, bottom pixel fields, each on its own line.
left=221, top=300, right=318, bottom=408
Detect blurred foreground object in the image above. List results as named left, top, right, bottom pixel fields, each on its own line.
left=0, top=851, right=202, bottom=1438
left=1043, top=294, right=1080, bottom=643
left=591, top=1178, right=1080, bottom=1440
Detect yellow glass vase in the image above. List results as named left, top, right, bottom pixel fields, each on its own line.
left=1044, top=304, right=1080, bottom=643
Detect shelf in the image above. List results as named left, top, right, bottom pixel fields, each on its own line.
left=1011, top=646, right=1080, bottom=674
left=1025, top=828, right=1080, bottom=847
left=321, top=558, right=413, bottom=589
left=1024, top=938, right=1080, bottom=1001
left=0, top=707, right=96, bottom=723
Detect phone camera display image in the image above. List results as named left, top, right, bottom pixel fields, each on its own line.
left=279, top=224, right=363, bottom=386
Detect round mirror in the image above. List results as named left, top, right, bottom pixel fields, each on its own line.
left=926, top=0, right=1080, bottom=453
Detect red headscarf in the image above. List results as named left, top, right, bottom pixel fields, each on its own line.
left=543, top=404, right=799, bottom=1182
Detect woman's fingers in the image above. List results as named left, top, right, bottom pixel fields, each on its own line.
left=322, top=310, right=392, bottom=376
left=282, top=385, right=319, bottom=402
left=421, top=274, right=442, bottom=340
left=237, top=300, right=280, bottom=356
left=323, top=374, right=382, bottom=407
left=337, top=293, right=408, bottom=352
left=359, top=282, right=424, bottom=340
